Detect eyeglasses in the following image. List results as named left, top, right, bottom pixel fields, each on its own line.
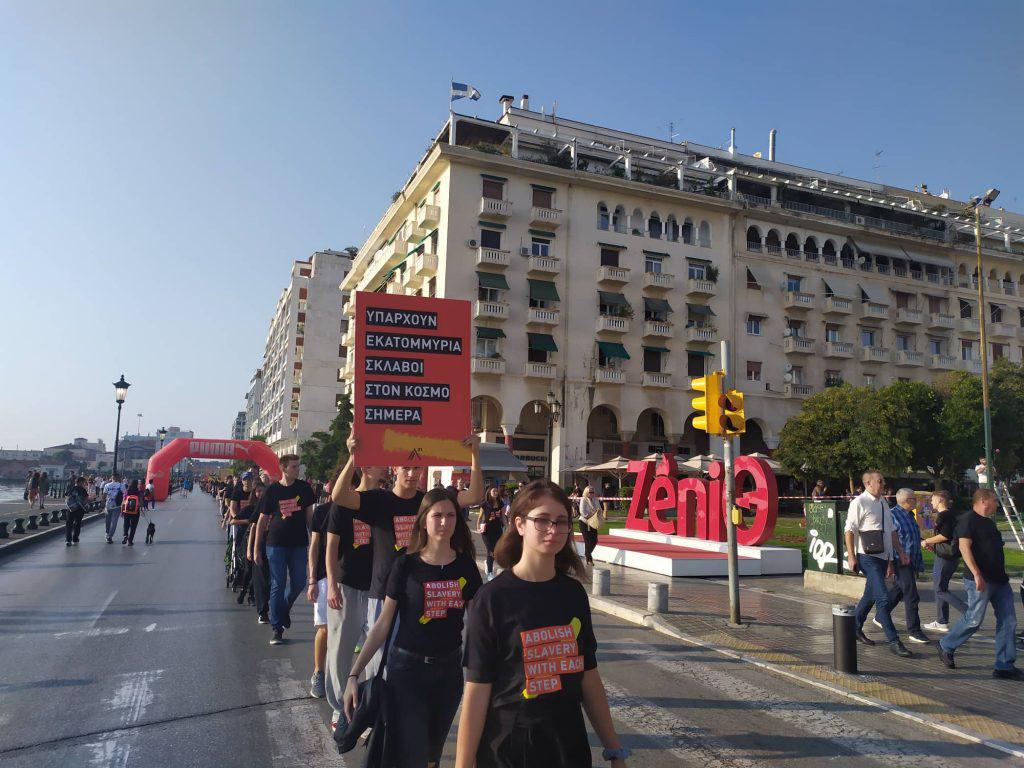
left=525, top=516, right=572, bottom=533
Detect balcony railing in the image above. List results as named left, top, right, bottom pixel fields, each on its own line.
left=414, top=252, right=438, bottom=278
left=596, top=367, right=625, bottom=384
left=824, top=341, right=854, bottom=358
left=928, top=313, right=956, bottom=330
left=476, top=247, right=510, bottom=267
left=471, top=357, right=506, bottom=375
left=528, top=255, right=560, bottom=274
left=416, top=204, right=440, bottom=230
left=961, top=358, right=982, bottom=374
left=784, top=383, right=814, bottom=398
left=474, top=301, right=509, bottom=320
left=685, top=278, right=715, bottom=296
left=642, top=320, right=672, bottom=338
left=525, top=362, right=557, bottom=379
left=644, top=271, right=675, bottom=290
left=527, top=307, right=560, bottom=326
left=479, top=197, right=512, bottom=218
left=530, top=206, right=562, bottom=228
left=736, top=192, right=771, bottom=207
left=642, top=372, right=672, bottom=388
left=596, top=265, right=630, bottom=284
left=823, top=296, right=853, bottom=315
left=596, top=315, right=630, bottom=334
left=989, top=322, right=1014, bottom=338
left=895, top=308, right=923, bottom=325
left=861, top=346, right=891, bottom=363
left=862, top=303, right=890, bottom=321
left=895, top=349, right=925, bottom=366
left=783, top=336, right=816, bottom=354
left=959, top=317, right=981, bottom=335
left=930, top=354, right=958, bottom=370
left=784, top=291, right=815, bottom=310
left=686, top=326, right=715, bottom=344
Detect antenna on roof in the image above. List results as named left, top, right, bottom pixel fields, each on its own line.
left=873, top=150, right=884, bottom=182
left=668, top=121, right=680, bottom=143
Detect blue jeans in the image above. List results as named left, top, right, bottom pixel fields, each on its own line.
left=855, top=553, right=898, bottom=643
left=933, top=556, right=967, bottom=625
left=105, top=505, right=121, bottom=539
left=266, top=545, right=306, bottom=631
left=940, top=577, right=1018, bottom=670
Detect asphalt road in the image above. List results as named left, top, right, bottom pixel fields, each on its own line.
left=0, top=492, right=1011, bottom=767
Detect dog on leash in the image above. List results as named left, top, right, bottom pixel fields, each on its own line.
left=145, top=521, right=156, bottom=544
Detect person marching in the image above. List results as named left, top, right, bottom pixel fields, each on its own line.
left=477, top=485, right=506, bottom=581
left=121, top=480, right=142, bottom=546
left=246, top=482, right=271, bottom=624
left=343, top=488, right=483, bottom=767
left=456, top=480, right=630, bottom=768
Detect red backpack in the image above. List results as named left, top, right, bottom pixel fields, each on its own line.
left=123, top=495, right=140, bottom=514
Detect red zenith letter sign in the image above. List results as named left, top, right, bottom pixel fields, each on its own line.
left=625, top=455, right=778, bottom=545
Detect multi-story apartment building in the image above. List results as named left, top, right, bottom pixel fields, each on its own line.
left=244, top=369, right=263, bottom=439
left=231, top=411, right=247, bottom=440
left=341, top=94, right=1024, bottom=482
left=259, top=249, right=355, bottom=456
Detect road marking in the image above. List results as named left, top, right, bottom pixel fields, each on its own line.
left=87, top=590, right=119, bottom=631
left=54, top=627, right=129, bottom=639
left=258, top=658, right=341, bottom=767
left=83, top=669, right=164, bottom=768
left=144, top=623, right=157, bottom=632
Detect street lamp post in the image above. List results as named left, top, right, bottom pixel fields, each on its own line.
left=969, top=188, right=1000, bottom=488
left=544, top=391, right=563, bottom=484
left=112, top=375, right=130, bottom=474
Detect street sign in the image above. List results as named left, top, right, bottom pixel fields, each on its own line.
left=353, top=291, right=471, bottom=467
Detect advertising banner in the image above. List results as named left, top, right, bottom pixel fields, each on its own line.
left=353, top=291, right=471, bottom=467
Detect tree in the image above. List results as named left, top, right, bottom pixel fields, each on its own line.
left=933, top=371, right=984, bottom=482
left=875, top=380, right=944, bottom=485
left=299, top=394, right=353, bottom=484
left=988, top=359, right=1024, bottom=475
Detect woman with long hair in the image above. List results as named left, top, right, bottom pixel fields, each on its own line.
left=234, top=481, right=265, bottom=606
left=456, top=480, right=629, bottom=768
left=478, top=485, right=506, bottom=580
left=245, top=482, right=270, bottom=623
left=121, top=480, right=142, bottom=546
left=577, top=485, right=603, bottom=566
left=343, top=488, right=483, bottom=767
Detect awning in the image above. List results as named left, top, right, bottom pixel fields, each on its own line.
left=527, top=333, right=558, bottom=352
left=643, top=345, right=669, bottom=353
left=416, top=228, right=438, bottom=245
left=452, top=442, right=529, bottom=475
left=745, top=263, right=771, bottom=287
left=530, top=184, right=556, bottom=193
left=597, top=341, right=630, bottom=359
left=476, top=327, right=505, bottom=339
left=529, top=229, right=556, bottom=238
left=643, top=250, right=670, bottom=258
left=528, top=279, right=560, bottom=302
left=598, top=242, right=627, bottom=250
left=478, top=220, right=506, bottom=230
left=822, top=276, right=856, bottom=299
left=481, top=173, right=508, bottom=182
left=859, top=283, right=890, bottom=305
left=644, top=297, right=674, bottom=314
left=477, top=271, right=509, bottom=290
left=858, top=239, right=905, bottom=261
left=598, top=291, right=628, bottom=306
left=686, top=302, right=716, bottom=317
left=688, top=350, right=716, bottom=357
left=902, top=248, right=954, bottom=269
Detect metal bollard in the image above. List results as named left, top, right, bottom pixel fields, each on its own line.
left=0, top=521, right=8, bottom=538
left=39, top=512, right=50, bottom=526
left=592, top=568, right=610, bottom=597
left=57, top=509, right=67, bottom=522
left=12, top=518, right=26, bottom=534
left=27, top=515, right=38, bottom=531
left=832, top=604, right=858, bottom=674
left=648, top=582, right=669, bottom=613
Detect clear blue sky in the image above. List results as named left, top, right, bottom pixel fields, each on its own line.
left=1, top=1, right=1021, bottom=450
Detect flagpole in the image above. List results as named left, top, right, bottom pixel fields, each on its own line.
left=449, top=79, right=456, bottom=147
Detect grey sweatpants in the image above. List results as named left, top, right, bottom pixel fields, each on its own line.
left=324, top=583, right=369, bottom=720
left=104, top=506, right=121, bottom=539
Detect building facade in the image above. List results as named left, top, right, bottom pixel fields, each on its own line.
left=244, top=369, right=263, bottom=439
left=258, top=249, right=354, bottom=456
left=231, top=411, right=247, bottom=440
left=340, top=95, right=1024, bottom=483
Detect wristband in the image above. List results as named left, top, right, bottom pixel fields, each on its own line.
left=308, top=581, right=316, bottom=585
left=602, top=747, right=632, bottom=761
left=347, top=673, right=358, bottom=679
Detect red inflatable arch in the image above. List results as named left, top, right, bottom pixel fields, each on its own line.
left=146, top=438, right=283, bottom=501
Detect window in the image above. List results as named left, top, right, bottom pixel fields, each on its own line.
left=698, top=220, right=712, bottom=247
left=825, top=370, right=843, bottom=387
left=961, top=339, right=975, bottom=360
left=687, top=260, right=707, bottom=280
left=894, top=292, right=911, bottom=309
left=598, top=204, right=610, bottom=230
left=666, top=218, right=680, bottom=242
left=746, top=315, right=764, bottom=336
left=480, top=229, right=501, bottom=249
left=476, top=337, right=500, bottom=358
left=643, top=349, right=662, bottom=373
left=648, top=215, right=663, bottom=240
left=895, top=334, right=911, bottom=352
left=600, top=247, right=620, bottom=267
left=928, top=296, right=943, bottom=314
left=960, top=299, right=974, bottom=319
left=482, top=179, right=504, bottom=200
left=929, top=338, right=943, bottom=356
left=825, top=324, right=841, bottom=343
left=746, top=361, right=762, bottom=381
left=786, top=274, right=802, bottom=292
left=532, top=188, right=553, bottom=208
left=528, top=347, right=549, bottom=364
left=791, top=366, right=804, bottom=384
left=860, top=328, right=876, bottom=348
left=681, top=219, right=694, bottom=245
left=687, top=353, right=706, bottom=377
left=645, top=254, right=664, bottom=273
left=746, top=268, right=761, bottom=290
left=991, top=304, right=1004, bottom=323
left=597, top=348, right=623, bottom=369
left=863, top=374, right=876, bottom=388
left=1019, top=308, right=1024, bottom=328
left=786, top=318, right=805, bottom=337
left=479, top=286, right=502, bottom=302
left=992, top=343, right=1006, bottom=360
left=531, top=237, right=551, bottom=257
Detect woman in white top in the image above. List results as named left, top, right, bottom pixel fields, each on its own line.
left=577, top=486, right=603, bottom=566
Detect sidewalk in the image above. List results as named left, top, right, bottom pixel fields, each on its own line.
left=582, top=555, right=1024, bottom=757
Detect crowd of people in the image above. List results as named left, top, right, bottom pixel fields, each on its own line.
left=207, top=431, right=631, bottom=767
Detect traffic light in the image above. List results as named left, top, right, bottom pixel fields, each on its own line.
left=719, top=389, right=746, bottom=435
left=691, top=371, right=724, bottom=435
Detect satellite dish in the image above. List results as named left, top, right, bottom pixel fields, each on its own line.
left=784, top=373, right=793, bottom=383
left=784, top=363, right=793, bottom=372
left=783, top=328, right=792, bottom=337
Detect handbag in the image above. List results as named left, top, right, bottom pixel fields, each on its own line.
left=860, top=529, right=885, bottom=555
left=933, top=540, right=955, bottom=559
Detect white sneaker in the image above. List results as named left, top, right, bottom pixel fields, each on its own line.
left=871, top=618, right=883, bottom=630
left=924, top=621, right=949, bottom=633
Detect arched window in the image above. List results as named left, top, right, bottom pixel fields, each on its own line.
left=803, top=236, right=819, bottom=261
left=666, top=215, right=680, bottom=242
left=784, top=233, right=800, bottom=257
left=612, top=205, right=626, bottom=234
left=840, top=242, right=855, bottom=266
left=682, top=217, right=694, bottom=245
left=648, top=212, right=662, bottom=240
left=765, top=229, right=782, bottom=253
left=746, top=225, right=762, bottom=251
left=631, top=208, right=645, bottom=236
left=822, top=239, right=837, bottom=262
left=598, top=203, right=610, bottom=231
left=650, top=411, right=665, bottom=438
left=698, top=221, right=711, bottom=247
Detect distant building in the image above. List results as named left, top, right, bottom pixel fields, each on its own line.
left=231, top=411, right=247, bottom=440
left=244, top=369, right=263, bottom=438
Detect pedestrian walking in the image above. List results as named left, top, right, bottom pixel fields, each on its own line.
left=121, top=480, right=142, bottom=545
left=66, top=476, right=90, bottom=546
left=456, top=480, right=630, bottom=768
left=478, top=485, right=506, bottom=580
left=938, top=488, right=1023, bottom=679
left=254, top=455, right=316, bottom=645
left=102, top=474, right=126, bottom=543
left=38, top=471, right=50, bottom=509
left=307, top=498, right=333, bottom=700
left=245, top=482, right=270, bottom=623
left=325, top=466, right=380, bottom=730
left=144, top=478, right=155, bottom=511
left=921, top=490, right=967, bottom=633
left=28, top=471, right=40, bottom=508
left=343, top=488, right=483, bottom=768
left=880, top=489, right=929, bottom=644
left=577, top=485, right=603, bottom=566
left=843, top=470, right=913, bottom=657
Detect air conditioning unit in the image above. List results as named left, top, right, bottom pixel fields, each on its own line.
left=854, top=215, right=866, bottom=225
left=519, top=247, right=531, bottom=257
left=466, top=238, right=479, bottom=248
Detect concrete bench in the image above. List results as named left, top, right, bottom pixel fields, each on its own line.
left=12, top=518, right=26, bottom=534
left=27, top=515, right=38, bottom=531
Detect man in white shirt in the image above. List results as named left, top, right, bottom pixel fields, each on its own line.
left=844, top=470, right=913, bottom=657
left=975, top=458, right=989, bottom=487
left=102, top=474, right=126, bottom=544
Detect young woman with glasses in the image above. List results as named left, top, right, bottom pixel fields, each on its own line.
left=456, top=480, right=630, bottom=768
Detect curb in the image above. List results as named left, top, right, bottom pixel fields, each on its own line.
left=0, top=511, right=105, bottom=561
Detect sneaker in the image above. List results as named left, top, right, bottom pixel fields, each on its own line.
left=122, top=536, right=128, bottom=545
left=855, top=630, right=876, bottom=647
left=128, top=541, right=133, bottom=546
left=938, top=645, right=956, bottom=669
left=65, top=541, right=72, bottom=547
left=106, top=537, right=113, bottom=543
left=889, top=640, right=913, bottom=658
left=907, top=631, right=930, bottom=644
left=283, top=612, right=292, bottom=630
left=871, top=618, right=883, bottom=630
left=924, top=621, right=949, bottom=633
left=310, top=671, right=326, bottom=698
left=269, top=628, right=284, bottom=645
left=258, top=614, right=269, bottom=625
left=993, top=666, right=1024, bottom=680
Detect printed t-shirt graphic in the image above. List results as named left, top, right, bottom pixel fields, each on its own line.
left=420, top=577, right=468, bottom=622
left=279, top=495, right=301, bottom=519
left=521, top=618, right=584, bottom=698
left=393, top=514, right=417, bottom=549
left=353, top=519, right=371, bottom=548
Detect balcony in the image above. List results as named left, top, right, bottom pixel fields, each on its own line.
left=642, top=320, right=672, bottom=338
left=930, top=354, right=958, bottom=371
left=783, top=336, right=816, bottom=354
left=685, top=326, right=715, bottom=344
left=596, top=315, right=630, bottom=334
left=685, top=277, right=716, bottom=296
left=596, top=367, right=625, bottom=384
left=471, top=357, right=506, bottom=375
left=785, top=383, right=814, bottom=398
left=385, top=281, right=405, bottom=295
left=596, top=265, right=630, bottom=284
left=959, top=317, right=981, bottom=335
left=527, top=307, right=560, bottom=326
left=862, top=303, right=890, bottom=322
left=861, top=346, right=891, bottom=363
left=644, top=271, right=675, bottom=291
left=783, top=291, right=815, bottom=311
left=990, top=322, right=1014, bottom=339
left=414, top=252, right=439, bottom=279
left=895, top=308, right=923, bottom=325
left=928, top=313, right=956, bottom=330
left=416, top=204, right=440, bottom=231
left=642, top=372, right=672, bottom=388
left=343, top=299, right=354, bottom=317
left=474, top=301, right=509, bottom=320
left=895, top=349, right=925, bottom=367
left=961, top=357, right=982, bottom=374
left=530, top=206, right=562, bottom=228
left=395, top=220, right=418, bottom=245
left=527, top=255, right=560, bottom=274
left=823, top=296, right=853, bottom=315
left=479, top=197, right=511, bottom=219
left=476, top=247, right=510, bottom=268
left=824, top=341, right=855, bottom=358
left=525, top=362, right=557, bottom=379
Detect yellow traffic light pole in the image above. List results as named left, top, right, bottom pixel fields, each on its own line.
left=720, top=340, right=742, bottom=626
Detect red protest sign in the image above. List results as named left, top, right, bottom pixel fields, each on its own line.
left=353, top=291, right=471, bottom=467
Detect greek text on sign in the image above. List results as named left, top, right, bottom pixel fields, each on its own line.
left=364, top=308, right=438, bottom=329
left=364, top=357, right=425, bottom=377
left=364, top=332, right=462, bottom=355
left=364, top=382, right=451, bottom=402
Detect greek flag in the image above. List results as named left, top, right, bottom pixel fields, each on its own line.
left=451, top=82, right=481, bottom=103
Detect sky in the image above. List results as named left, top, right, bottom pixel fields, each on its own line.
left=1, top=1, right=1022, bottom=450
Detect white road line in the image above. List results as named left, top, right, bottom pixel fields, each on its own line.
left=54, top=627, right=129, bottom=639
left=87, top=590, right=119, bottom=631
left=144, top=623, right=157, bottom=632
left=84, top=669, right=163, bottom=768
left=258, top=658, right=342, bottom=767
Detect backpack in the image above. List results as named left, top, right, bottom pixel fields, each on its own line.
left=123, top=495, right=139, bottom=514
left=114, top=489, right=124, bottom=507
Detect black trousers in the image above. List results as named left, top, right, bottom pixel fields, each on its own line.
left=578, top=521, right=599, bottom=560
left=384, top=646, right=463, bottom=768
left=886, top=560, right=922, bottom=634
left=65, top=509, right=85, bottom=542
left=252, top=547, right=270, bottom=616
left=122, top=514, right=140, bottom=543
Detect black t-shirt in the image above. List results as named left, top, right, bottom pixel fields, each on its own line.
left=479, top=501, right=505, bottom=539
left=385, top=552, right=482, bottom=657
left=935, top=509, right=961, bottom=557
left=327, top=503, right=374, bottom=591
left=353, top=489, right=424, bottom=599
left=309, top=503, right=332, bottom=581
left=464, top=570, right=598, bottom=710
left=956, top=511, right=1008, bottom=584
left=261, top=480, right=316, bottom=548
left=231, top=483, right=249, bottom=509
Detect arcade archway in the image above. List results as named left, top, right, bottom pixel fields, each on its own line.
left=146, top=438, right=282, bottom=501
